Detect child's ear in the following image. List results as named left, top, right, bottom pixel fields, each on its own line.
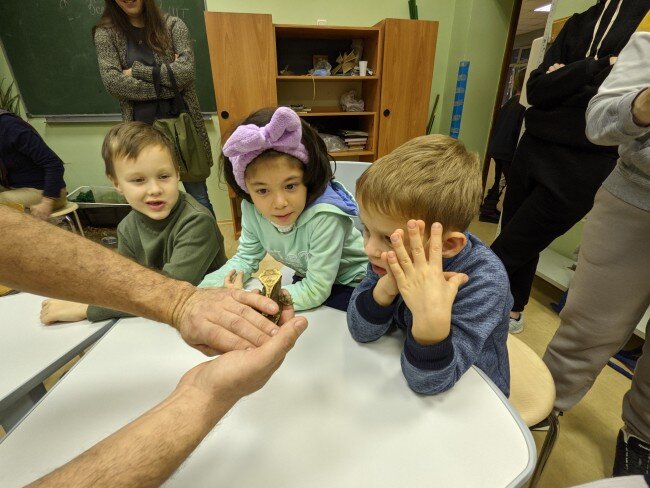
left=108, top=175, right=123, bottom=194
left=441, top=231, right=467, bottom=258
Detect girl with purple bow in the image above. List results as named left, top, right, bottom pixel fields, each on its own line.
left=199, top=107, right=368, bottom=311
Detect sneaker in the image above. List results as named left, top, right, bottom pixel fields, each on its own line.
left=613, top=428, right=650, bottom=476
left=509, top=313, right=524, bottom=334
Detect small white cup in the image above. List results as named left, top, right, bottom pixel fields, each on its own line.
left=359, top=60, right=368, bottom=76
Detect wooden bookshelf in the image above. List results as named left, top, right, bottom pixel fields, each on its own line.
left=206, top=13, right=438, bottom=235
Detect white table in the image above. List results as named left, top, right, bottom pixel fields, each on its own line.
left=0, top=309, right=535, bottom=487
left=0, top=292, right=114, bottom=431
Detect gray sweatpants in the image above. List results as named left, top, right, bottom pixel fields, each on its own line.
left=543, top=188, right=650, bottom=441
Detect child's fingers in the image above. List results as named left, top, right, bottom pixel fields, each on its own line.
left=278, top=289, right=295, bottom=326
left=446, top=272, right=469, bottom=292
left=417, top=220, right=426, bottom=241
left=390, top=230, right=414, bottom=275
left=234, top=271, right=244, bottom=289
left=428, top=222, right=444, bottom=273
left=386, top=251, right=407, bottom=287
left=406, top=220, right=427, bottom=268
left=224, top=270, right=244, bottom=289
left=381, top=251, right=397, bottom=281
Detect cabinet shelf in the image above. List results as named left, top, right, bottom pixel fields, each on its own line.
left=277, top=75, right=378, bottom=81
left=275, top=24, right=380, bottom=39
left=295, top=108, right=375, bottom=117
left=330, top=150, right=374, bottom=157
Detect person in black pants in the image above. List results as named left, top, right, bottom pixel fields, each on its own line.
left=490, top=0, right=650, bottom=334
left=479, top=70, right=526, bottom=223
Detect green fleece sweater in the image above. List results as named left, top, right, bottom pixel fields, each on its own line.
left=87, top=193, right=226, bottom=322
left=199, top=198, right=368, bottom=311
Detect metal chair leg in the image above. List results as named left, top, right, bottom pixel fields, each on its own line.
left=72, top=210, right=85, bottom=237
left=529, top=413, right=560, bottom=487
left=63, top=215, right=76, bottom=235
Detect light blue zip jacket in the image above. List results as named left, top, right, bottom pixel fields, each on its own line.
left=200, top=181, right=368, bottom=310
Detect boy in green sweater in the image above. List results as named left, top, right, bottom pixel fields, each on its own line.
left=41, top=122, right=226, bottom=324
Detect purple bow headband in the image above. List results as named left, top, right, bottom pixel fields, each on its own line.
left=223, top=107, right=309, bottom=193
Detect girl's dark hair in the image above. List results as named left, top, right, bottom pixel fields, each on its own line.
left=223, top=107, right=334, bottom=206
left=92, top=0, right=172, bottom=55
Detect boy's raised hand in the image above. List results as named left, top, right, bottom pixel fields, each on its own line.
left=372, top=250, right=399, bottom=306
left=373, top=222, right=425, bottom=306
left=386, top=220, right=469, bottom=345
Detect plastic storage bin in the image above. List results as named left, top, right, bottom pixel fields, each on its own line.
left=67, top=186, right=131, bottom=227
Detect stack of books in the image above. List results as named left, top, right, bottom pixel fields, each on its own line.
left=338, top=129, right=368, bottom=151
left=288, top=104, right=311, bottom=113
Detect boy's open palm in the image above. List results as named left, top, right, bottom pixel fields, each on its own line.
left=386, top=221, right=468, bottom=345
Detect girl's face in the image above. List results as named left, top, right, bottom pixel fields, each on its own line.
left=245, top=154, right=307, bottom=228
left=114, top=0, right=144, bottom=21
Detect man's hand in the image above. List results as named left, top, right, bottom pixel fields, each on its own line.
left=41, top=299, right=89, bottom=325
left=223, top=270, right=244, bottom=289
left=172, top=287, right=286, bottom=356
left=632, top=87, right=650, bottom=126
left=386, top=221, right=469, bottom=345
left=122, top=68, right=133, bottom=77
left=177, top=315, right=308, bottom=406
left=29, top=198, right=55, bottom=221
left=546, top=63, right=565, bottom=74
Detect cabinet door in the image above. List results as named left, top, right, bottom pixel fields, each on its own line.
left=205, top=12, right=278, bottom=139
left=378, top=19, right=438, bottom=157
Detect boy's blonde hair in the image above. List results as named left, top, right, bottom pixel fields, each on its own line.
left=356, top=134, right=482, bottom=231
left=102, top=121, right=178, bottom=178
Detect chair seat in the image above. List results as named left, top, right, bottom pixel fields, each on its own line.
left=49, top=201, right=79, bottom=218
left=507, top=334, right=556, bottom=427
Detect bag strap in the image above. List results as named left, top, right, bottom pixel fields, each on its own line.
left=163, top=62, right=185, bottom=116
left=152, top=65, right=164, bottom=118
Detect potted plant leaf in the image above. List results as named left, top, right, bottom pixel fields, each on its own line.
left=0, top=78, right=21, bottom=115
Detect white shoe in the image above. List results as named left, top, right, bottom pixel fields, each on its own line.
left=509, top=313, right=524, bottom=334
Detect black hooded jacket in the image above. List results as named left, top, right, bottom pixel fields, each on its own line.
left=524, top=0, right=649, bottom=151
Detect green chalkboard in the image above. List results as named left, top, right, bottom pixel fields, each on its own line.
left=0, top=0, right=216, bottom=117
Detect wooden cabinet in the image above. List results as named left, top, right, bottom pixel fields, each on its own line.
left=205, top=12, right=437, bottom=234
left=376, top=19, right=438, bottom=157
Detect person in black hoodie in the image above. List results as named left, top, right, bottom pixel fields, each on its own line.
left=490, top=0, right=650, bottom=334
left=479, top=69, right=526, bottom=223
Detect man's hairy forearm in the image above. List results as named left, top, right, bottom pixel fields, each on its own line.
left=0, top=207, right=193, bottom=326
left=28, top=385, right=234, bottom=487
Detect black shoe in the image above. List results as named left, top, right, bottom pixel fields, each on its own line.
left=613, top=429, right=650, bottom=476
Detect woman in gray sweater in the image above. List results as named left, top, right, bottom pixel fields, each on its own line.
left=93, top=0, right=214, bottom=215
left=543, top=23, right=650, bottom=477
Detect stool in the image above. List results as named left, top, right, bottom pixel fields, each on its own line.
left=507, top=334, right=559, bottom=487
left=49, top=201, right=85, bottom=237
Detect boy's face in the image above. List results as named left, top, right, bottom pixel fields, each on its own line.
left=110, top=144, right=180, bottom=220
left=359, top=203, right=423, bottom=276
left=245, top=154, right=307, bottom=227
